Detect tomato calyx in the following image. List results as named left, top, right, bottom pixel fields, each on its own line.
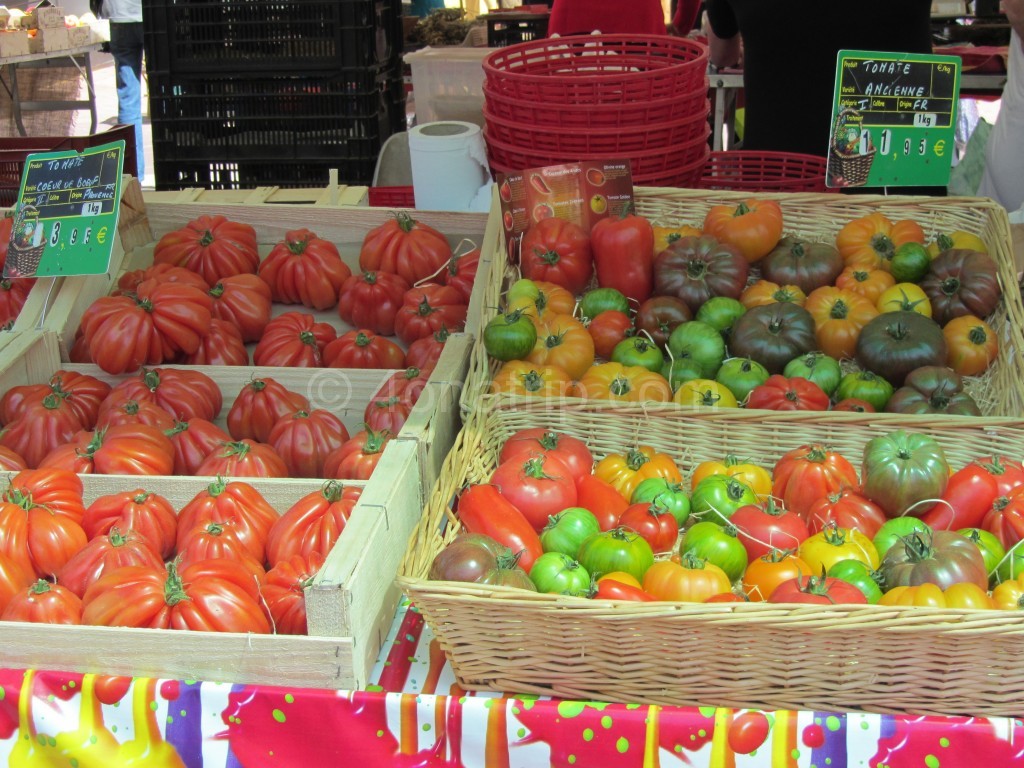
left=733, top=202, right=751, bottom=218
left=320, top=479, right=345, bottom=502
left=202, top=521, right=226, bottom=537
left=198, top=229, right=216, bottom=247
left=805, top=446, right=829, bottom=464
left=939, top=277, right=962, bottom=297
left=123, top=400, right=141, bottom=415
left=416, top=297, right=438, bottom=317
left=29, top=579, right=54, bottom=595
left=372, top=396, right=401, bottom=409
left=299, top=330, right=319, bottom=347
left=829, top=300, right=850, bottom=320
left=3, top=487, right=34, bottom=510
left=520, top=371, right=545, bottom=393
left=680, top=551, right=708, bottom=570
left=609, top=375, right=633, bottom=397
left=207, top=476, right=229, bottom=498
left=967, top=325, right=989, bottom=345
left=208, top=282, right=226, bottom=299
left=889, top=289, right=927, bottom=313
left=797, top=571, right=840, bottom=602
left=820, top=521, right=848, bottom=546
left=870, top=233, right=895, bottom=259
left=286, top=233, right=312, bottom=255
left=433, top=326, right=451, bottom=343
left=165, top=421, right=189, bottom=438
left=978, top=456, right=1011, bottom=476
left=362, top=428, right=390, bottom=455
left=132, top=491, right=152, bottom=504
left=761, top=547, right=798, bottom=563
left=40, top=391, right=68, bottom=411
left=696, top=387, right=724, bottom=406
left=897, top=530, right=937, bottom=563
left=355, top=332, right=372, bottom=347
left=220, top=441, right=252, bottom=459
left=248, top=378, right=268, bottom=393
left=543, top=329, right=566, bottom=350
left=760, top=497, right=786, bottom=518
left=774, top=287, right=800, bottom=303
left=142, top=369, right=162, bottom=392
left=686, top=259, right=709, bottom=279
left=534, top=247, right=562, bottom=267
left=625, top=448, right=650, bottom=471
left=393, top=211, right=417, bottom=234
left=0, top=279, right=11, bottom=291
left=522, top=456, right=556, bottom=481
left=163, top=563, right=191, bottom=607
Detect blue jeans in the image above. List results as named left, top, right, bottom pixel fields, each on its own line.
left=108, top=22, right=144, bottom=180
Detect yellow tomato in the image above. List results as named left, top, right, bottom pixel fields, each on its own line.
left=926, top=230, right=988, bottom=258
left=526, top=313, right=595, bottom=380
left=799, top=524, right=880, bottom=573
left=653, top=224, right=702, bottom=255
left=690, top=455, right=773, bottom=499
left=489, top=360, right=572, bottom=398
left=880, top=583, right=994, bottom=610
left=672, top=379, right=738, bottom=408
left=992, top=576, right=1024, bottom=610
left=594, top=446, right=682, bottom=499
left=599, top=571, right=644, bottom=589
left=876, top=283, right=932, bottom=317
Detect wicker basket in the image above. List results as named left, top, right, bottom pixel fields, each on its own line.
left=828, top=108, right=876, bottom=186
left=5, top=203, right=45, bottom=278
left=399, top=401, right=1024, bottom=715
left=459, top=188, right=1024, bottom=421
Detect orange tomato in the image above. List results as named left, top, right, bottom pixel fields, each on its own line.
left=642, top=557, right=732, bottom=602
left=804, top=286, right=879, bottom=360
left=992, top=575, right=1024, bottom=610
left=594, top=445, right=682, bottom=499
left=507, top=279, right=576, bottom=326
left=526, top=313, right=595, bottom=380
left=489, top=361, right=572, bottom=398
left=834, top=267, right=896, bottom=304
left=740, top=279, right=807, bottom=309
left=702, top=198, right=784, bottom=263
left=835, top=213, right=925, bottom=270
left=742, top=550, right=812, bottom=601
left=944, top=315, right=999, bottom=376
left=576, top=362, right=672, bottom=403
left=653, top=224, right=703, bottom=255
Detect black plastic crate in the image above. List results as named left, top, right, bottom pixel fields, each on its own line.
left=486, top=13, right=549, bottom=47
left=142, top=0, right=404, bottom=74
left=150, top=71, right=405, bottom=189
left=153, top=157, right=386, bottom=191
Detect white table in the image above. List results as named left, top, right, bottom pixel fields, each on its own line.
left=0, top=43, right=104, bottom=136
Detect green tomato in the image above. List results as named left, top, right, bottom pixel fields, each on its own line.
left=890, top=242, right=931, bottom=284
left=680, top=521, right=748, bottom=582
left=862, top=430, right=949, bottom=518
left=483, top=309, right=537, bottom=362
left=611, top=336, right=665, bottom=373
left=540, top=507, right=602, bottom=558
left=958, top=527, right=1005, bottom=586
left=630, top=478, right=691, bottom=527
left=873, top=517, right=931, bottom=561
left=827, top=559, right=884, bottom=604
left=696, top=297, right=747, bottom=340
left=529, top=552, right=591, bottom=596
left=667, top=320, right=727, bottom=380
left=580, top=287, right=630, bottom=319
left=661, top=358, right=702, bottom=391
left=716, top=357, right=770, bottom=403
left=835, top=371, right=895, bottom=411
left=782, top=352, right=842, bottom=397
left=690, top=474, right=758, bottom=525
left=577, top=527, right=655, bottom=582
left=996, top=540, right=1024, bottom=584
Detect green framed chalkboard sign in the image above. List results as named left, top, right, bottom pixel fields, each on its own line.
left=4, top=141, right=124, bottom=279
left=826, top=50, right=961, bottom=189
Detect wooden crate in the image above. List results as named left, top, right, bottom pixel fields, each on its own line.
left=141, top=181, right=369, bottom=208
left=0, top=330, right=423, bottom=689
left=462, top=188, right=1024, bottom=419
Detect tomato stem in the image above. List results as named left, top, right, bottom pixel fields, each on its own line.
left=321, top=480, right=345, bottom=503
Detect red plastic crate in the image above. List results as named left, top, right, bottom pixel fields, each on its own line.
left=367, top=185, right=415, bottom=208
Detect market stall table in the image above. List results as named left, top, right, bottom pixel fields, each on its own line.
left=0, top=43, right=103, bottom=136
left=1, top=601, right=1023, bottom=766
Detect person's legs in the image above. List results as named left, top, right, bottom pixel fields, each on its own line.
left=108, top=22, right=145, bottom=180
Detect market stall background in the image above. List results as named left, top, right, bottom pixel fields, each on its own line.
left=1, top=604, right=1023, bottom=767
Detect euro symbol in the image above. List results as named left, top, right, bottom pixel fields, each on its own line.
left=934, top=140, right=946, bottom=157
left=96, top=227, right=107, bottom=244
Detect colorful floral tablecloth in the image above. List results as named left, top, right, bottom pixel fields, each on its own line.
left=0, top=603, right=1022, bottom=767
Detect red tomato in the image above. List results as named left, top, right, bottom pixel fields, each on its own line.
left=617, top=502, right=679, bottom=553
left=363, top=367, right=431, bottom=434
left=39, top=424, right=175, bottom=476
left=768, top=573, right=868, bottom=605
left=227, top=377, right=310, bottom=443
left=490, top=454, right=578, bottom=532
left=729, top=498, right=810, bottom=560
left=265, top=482, right=361, bottom=567
left=404, top=327, right=450, bottom=372
left=175, top=522, right=267, bottom=584
left=208, top=273, right=273, bottom=343
left=177, top=478, right=278, bottom=562
left=499, top=429, right=594, bottom=483
left=975, top=456, right=1024, bottom=496
left=116, top=263, right=208, bottom=295
left=457, top=484, right=543, bottom=572
left=5, top=467, right=87, bottom=523
left=253, top=311, right=337, bottom=367
left=588, top=310, right=633, bottom=360
left=153, top=214, right=259, bottom=284
left=442, top=247, right=479, bottom=303
left=134, top=279, right=214, bottom=359
left=2, top=580, right=82, bottom=624
left=575, top=473, right=629, bottom=531
left=0, top=553, right=34, bottom=616
left=0, top=278, right=33, bottom=326
left=79, top=293, right=164, bottom=373
left=268, top=409, right=350, bottom=478
left=263, top=552, right=326, bottom=635
left=179, top=318, right=249, bottom=366
left=591, top=210, right=655, bottom=303
left=323, top=428, right=392, bottom=480
left=919, top=459, right=1005, bottom=531
left=338, top=270, right=410, bottom=336
left=773, top=444, right=859, bottom=520
left=95, top=398, right=176, bottom=431
left=982, top=486, right=1024, bottom=549
left=746, top=375, right=830, bottom=411
left=322, top=329, right=406, bottom=369
left=804, top=488, right=887, bottom=539
left=258, top=228, right=352, bottom=310
left=1, top=369, right=111, bottom=430
left=196, top=439, right=289, bottom=478
left=831, top=397, right=876, bottom=413
left=82, top=489, right=178, bottom=560
left=0, top=446, right=26, bottom=471
left=57, top=528, right=164, bottom=598
left=0, top=393, right=84, bottom=467
left=394, top=284, right=467, bottom=346
left=520, top=216, right=593, bottom=295
left=358, top=212, right=451, bottom=286
left=82, top=560, right=271, bottom=633
left=102, top=366, right=223, bottom=423
left=593, top=575, right=655, bottom=601
left=165, top=418, right=232, bottom=476
left=0, top=498, right=87, bottom=579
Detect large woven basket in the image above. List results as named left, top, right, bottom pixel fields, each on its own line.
left=460, top=189, right=1024, bottom=421
left=399, top=401, right=1024, bottom=715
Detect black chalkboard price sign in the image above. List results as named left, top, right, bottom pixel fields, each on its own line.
left=4, top=140, right=124, bottom=279
left=826, top=50, right=961, bottom=188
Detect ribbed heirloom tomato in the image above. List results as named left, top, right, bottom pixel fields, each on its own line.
left=442, top=246, right=479, bottom=303
left=263, top=552, right=326, bottom=635
left=1, top=369, right=111, bottom=430
left=82, top=489, right=178, bottom=560
left=359, top=212, right=451, bottom=286
left=253, top=311, right=336, bottom=367
left=394, top=285, right=467, bottom=346
left=227, top=377, right=310, bottom=443
left=95, top=398, right=176, bottom=431
left=703, top=198, right=783, bottom=264
left=116, top=263, right=208, bottom=295
left=181, top=318, right=249, bottom=366
left=207, top=273, right=272, bottom=343
left=772, top=444, right=859, bottom=519
left=165, top=418, right=231, bottom=476
left=196, top=439, right=289, bottom=478
left=2, top=580, right=82, bottom=624
left=519, top=216, right=593, bottom=295
left=323, top=429, right=391, bottom=480
left=499, top=429, right=593, bottom=483
left=175, top=522, right=266, bottom=583
left=0, top=392, right=84, bottom=467
left=39, top=424, right=175, bottom=476
left=268, top=409, right=350, bottom=478
left=153, top=214, right=259, bottom=284
left=57, top=528, right=164, bottom=599
left=527, top=314, right=595, bottom=381
left=177, top=478, right=279, bottom=562
left=322, top=329, right=405, bottom=369
left=104, top=367, right=223, bottom=423
left=337, top=270, right=410, bottom=336
left=0, top=490, right=87, bottom=578
left=258, top=228, right=352, bottom=310
left=594, top=446, right=681, bottom=499
left=490, top=454, right=578, bottom=532
left=266, top=482, right=361, bottom=566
